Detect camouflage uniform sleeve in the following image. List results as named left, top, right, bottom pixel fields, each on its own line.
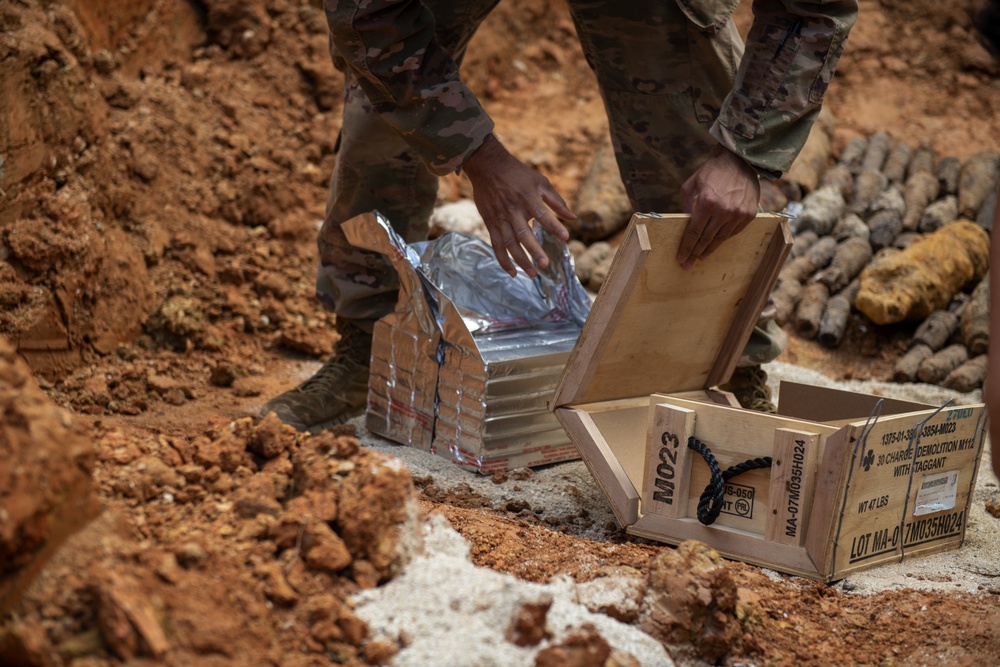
left=323, top=0, right=494, bottom=175
left=709, top=0, right=859, bottom=178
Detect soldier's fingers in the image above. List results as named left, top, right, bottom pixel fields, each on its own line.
left=677, top=205, right=711, bottom=268
left=487, top=220, right=519, bottom=278
left=541, top=188, right=576, bottom=227
left=506, top=220, right=538, bottom=277
left=532, top=206, right=570, bottom=246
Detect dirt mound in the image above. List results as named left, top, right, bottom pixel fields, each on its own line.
left=0, top=336, right=97, bottom=615
left=1, top=409, right=420, bottom=666
left=1, top=0, right=341, bottom=378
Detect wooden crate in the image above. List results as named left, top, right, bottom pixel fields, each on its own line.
left=551, top=213, right=988, bottom=581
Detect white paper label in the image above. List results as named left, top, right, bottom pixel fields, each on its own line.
left=913, top=469, right=960, bottom=516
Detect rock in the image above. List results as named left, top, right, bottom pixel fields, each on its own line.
left=574, top=568, right=646, bottom=623
left=0, top=337, right=98, bottom=615
left=92, top=570, right=169, bottom=660
left=856, top=220, right=990, bottom=324
left=641, top=541, right=742, bottom=664
left=534, top=623, right=613, bottom=667
left=505, top=596, right=552, bottom=647
left=303, top=522, right=353, bottom=573
left=336, top=452, right=422, bottom=583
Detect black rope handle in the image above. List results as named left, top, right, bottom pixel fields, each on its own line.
left=688, top=436, right=773, bottom=526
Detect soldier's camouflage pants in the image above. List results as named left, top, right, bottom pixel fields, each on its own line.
left=316, top=0, right=783, bottom=366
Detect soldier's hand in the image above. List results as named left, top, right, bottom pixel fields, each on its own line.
left=677, top=145, right=761, bottom=270
left=463, top=134, right=575, bottom=278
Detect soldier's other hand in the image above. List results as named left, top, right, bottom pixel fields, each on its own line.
left=677, top=145, right=760, bottom=270
left=463, top=134, right=575, bottom=278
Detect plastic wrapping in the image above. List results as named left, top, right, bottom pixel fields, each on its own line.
left=343, top=211, right=591, bottom=472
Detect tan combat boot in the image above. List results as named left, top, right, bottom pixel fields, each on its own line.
left=260, top=319, right=372, bottom=432
left=719, top=365, right=776, bottom=414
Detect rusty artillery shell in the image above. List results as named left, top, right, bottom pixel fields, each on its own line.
left=861, top=131, right=891, bottom=174
left=782, top=255, right=819, bottom=284
left=850, top=170, right=888, bottom=215
left=894, top=343, right=934, bottom=383
left=961, top=272, right=989, bottom=355
left=976, top=188, right=996, bottom=231
left=832, top=213, right=870, bottom=243
left=908, top=142, right=936, bottom=178
left=913, top=309, right=960, bottom=351
left=795, top=281, right=831, bottom=340
left=958, top=151, right=1000, bottom=219
left=917, top=344, right=970, bottom=385
left=803, top=235, right=838, bottom=271
left=936, top=156, right=961, bottom=197
left=818, top=279, right=860, bottom=348
left=574, top=241, right=612, bottom=285
left=867, top=209, right=904, bottom=251
left=797, top=185, right=846, bottom=236
left=840, top=135, right=868, bottom=174
left=772, top=278, right=804, bottom=326
left=572, top=142, right=633, bottom=243
left=942, top=354, right=988, bottom=393
left=902, top=171, right=940, bottom=231
left=818, top=163, right=854, bottom=201
left=790, top=230, right=820, bottom=259
left=883, top=140, right=911, bottom=185
left=918, top=195, right=959, bottom=233
left=815, top=237, right=873, bottom=293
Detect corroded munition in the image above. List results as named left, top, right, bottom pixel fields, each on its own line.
left=958, top=151, right=1000, bottom=219
left=855, top=220, right=990, bottom=325
left=917, top=344, right=969, bottom=385
left=902, top=171, right=939, bottom=230
left=893, top=343, right=934, bottom=383
left=936, top=157, right=961, bottom=196
left=571, top=141, right=633, bottom=243
left=942, top=355, right=988, bottom=393
left=818, top=279, right=860, bottom=348
left=912, top=309, right=960, bottom=351
left=908, top=142, right=936, bottom=177
left=883, top=140, right=911, bottom=185
left=797, top=185, right=846, bottom=236
left=815, top=237, right=872, bottom=293
left=961, top=272, right=989, bottom=355
left=918, top=195, right=958, bottom=233
left=795, top=281, right=830, bottom=339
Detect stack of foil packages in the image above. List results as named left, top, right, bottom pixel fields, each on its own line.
left=343, top=211, right=592, bottom=473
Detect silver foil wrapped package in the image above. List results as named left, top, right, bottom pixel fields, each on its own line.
left=343, top=211, right=592, bottom=473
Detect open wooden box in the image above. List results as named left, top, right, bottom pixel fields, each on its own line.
left=550, top=213, right=988, bottom=581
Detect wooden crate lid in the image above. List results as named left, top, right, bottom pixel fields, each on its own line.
left=552, top=213, right=791, bottom=408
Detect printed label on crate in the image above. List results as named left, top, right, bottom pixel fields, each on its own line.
left=913, top=469, right=959, bottom=516
left=720, top=482, right=756, bottom=520
left=832, top=405, right=986, bottom=576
